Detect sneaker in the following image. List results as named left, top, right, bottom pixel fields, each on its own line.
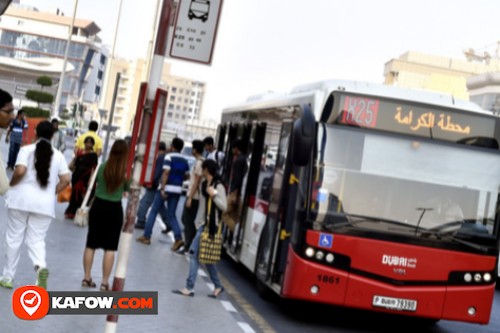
left=171, top=240, right=185, bottom=251
left=161, top=226, right=173, bottom=234
left=36, top=268, right=49, bottom=290
left=136, top=235, right=151, bottom=245
left=175, top=246, right=186, bottom=255
left=0, top=276, right=13, bottom=289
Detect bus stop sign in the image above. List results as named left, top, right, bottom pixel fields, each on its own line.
left=169, top=0, right=223, bottom=65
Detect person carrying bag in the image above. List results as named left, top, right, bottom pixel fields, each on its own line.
left=74, top=163, right=99, bottom=227
left=172, top=159, right=227, bottom=298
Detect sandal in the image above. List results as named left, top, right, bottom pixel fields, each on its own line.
left=171, top=288, right=194, bottom=297
left=81, top=279, right=96, bottom=288
left=100, top=283, right=109, bottom=291
left=207, top=287, right=224, bottom=299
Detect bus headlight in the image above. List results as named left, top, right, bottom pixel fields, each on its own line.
left=474, top=273, right=482, bottom=283
left=315, top=251, right=324, bottom=261
left=305, top=247, right=315, bottom=258
left=325, top=253, right=335, bottom=263
left=464, top=273, right=472, bottom=283
left=483, top=273, right=492, bottom=282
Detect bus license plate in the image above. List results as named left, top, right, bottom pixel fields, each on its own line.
left=372, top=295, right=417, bottom=312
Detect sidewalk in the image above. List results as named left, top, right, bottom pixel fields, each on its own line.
left=0, top=140, right=248, bottom=333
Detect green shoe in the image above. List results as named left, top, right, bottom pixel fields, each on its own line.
left=0, top=277, right=13, bottom=289
left=36, top=268, right=49, bottom=290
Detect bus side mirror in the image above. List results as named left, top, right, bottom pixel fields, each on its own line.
left=292, top=104, right=315, bottom=166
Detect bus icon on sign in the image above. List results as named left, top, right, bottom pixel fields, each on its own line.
left=189, top=0, right=210, bottom=22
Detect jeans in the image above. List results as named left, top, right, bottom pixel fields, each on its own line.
left=166, top=193, right=182, bottom=241
left=137, top=188, right=168, bottom=226
left=7, top=142, right=21, bottom=168
left=144, top=191, right=182, bottom=240
left=181, top=199, right=198, bottom=250
left=186, top=226, right=222, bottom=290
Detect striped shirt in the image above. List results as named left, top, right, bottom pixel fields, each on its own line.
left=162, top=152, right=190, bottom=194
left=9, top=118, right=28, bottom=144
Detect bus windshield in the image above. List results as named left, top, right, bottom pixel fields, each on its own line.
left=310, top=124, right=500, bottom=250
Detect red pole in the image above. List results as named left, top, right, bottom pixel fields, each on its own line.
left=104, top=0, right=174, bottom=331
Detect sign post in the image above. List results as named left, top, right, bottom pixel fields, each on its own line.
left=169, top=0, right=224, bottom=64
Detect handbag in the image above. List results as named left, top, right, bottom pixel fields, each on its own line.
left=74, top=164, right=99, bottom=227
left=57, top=184, right=72, bottom=203
left=0, top=153, right=9, bottom=195
left=198, top=198, right=223, bottom=265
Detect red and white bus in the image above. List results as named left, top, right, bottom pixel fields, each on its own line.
left=216, top=80, right=500, bottom=324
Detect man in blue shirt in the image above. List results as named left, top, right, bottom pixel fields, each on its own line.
left=135, top=141, right=170, bottom=230
left=5, top=109, right=28, bottom=170
left=138, top=138, right=190, bottom=250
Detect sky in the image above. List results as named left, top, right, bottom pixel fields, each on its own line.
left=20, top=0, right=500, bottom=121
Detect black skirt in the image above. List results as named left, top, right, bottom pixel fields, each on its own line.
left=86, top=197, right=123, bottom=251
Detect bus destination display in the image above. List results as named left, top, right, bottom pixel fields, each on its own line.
left=337, top=94, right=496, bottom=142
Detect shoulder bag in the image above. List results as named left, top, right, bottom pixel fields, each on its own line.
left=74, top=164, right=99, bottom=227
left=198, top=198, right=223, bottom=265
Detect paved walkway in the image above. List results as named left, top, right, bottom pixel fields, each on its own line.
left=0, top=138, right=254, bottom=333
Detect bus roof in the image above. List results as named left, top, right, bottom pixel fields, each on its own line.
left=222, top=80, right=489, bottom=120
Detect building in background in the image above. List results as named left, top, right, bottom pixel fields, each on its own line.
left=467, top=73, right=500, bottom=115
left=100, top=58, right=210, bottom=139
left=0, top=4, right=106, bottom=113
left=383, top=51, right=500, bottom=100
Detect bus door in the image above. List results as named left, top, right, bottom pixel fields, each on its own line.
left=236, top=122, right=267, bottom=264
left=223, top=122, right=252, bottom=252
left=215, top=123, right=227, bottom=176
left=255, top=121, right=294, bottom=286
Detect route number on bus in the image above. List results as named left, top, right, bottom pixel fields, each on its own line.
left=341, top=96, right=379, bottom=128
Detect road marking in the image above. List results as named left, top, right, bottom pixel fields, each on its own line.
left=238, top=322, right=256, bottom=333
left=221, top=300, right=237, bottom=312
left=219, top=275, right=277, bottom=333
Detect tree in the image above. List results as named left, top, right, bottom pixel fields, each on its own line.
left=36, top=75, right=53, bottom=89
left=23, top=75, right=55, bottom=118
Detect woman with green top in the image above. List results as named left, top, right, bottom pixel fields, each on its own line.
left=82, top=140, right=129, bottom=291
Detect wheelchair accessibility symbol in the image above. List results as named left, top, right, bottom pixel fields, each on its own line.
left=318, top=234, right=333, bottom=249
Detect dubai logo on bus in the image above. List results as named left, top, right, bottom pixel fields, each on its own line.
left=382, top=255, right=417, bottom=269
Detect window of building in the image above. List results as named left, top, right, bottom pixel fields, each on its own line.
left=167, top=112, right=173, bottom=118
left=179, top=89, right=184, bottom=94
left=176, top=105, right=181, bottom=110
left=184, top=98, right=189, bottom=103
left=175, top=114, right=179, bottom=119
left=168, top=104, right=175, bottom=110
left=97, top=70, right=103, bottom=80
left=170, top=95, right=175, bottom=101
left=171, top=87, right=177, bottom=93
left=183, top=106, right=187, bottom=111
left=95, top=86, right=101, bottom=95
left=100, top=54, right=106, bottom=65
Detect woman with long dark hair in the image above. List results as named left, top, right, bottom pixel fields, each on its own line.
left=64, top=136, right=98, bottom=219
left=172, top=159, right=227, bottom=297
left=0, top=121, right=70, bottom=290
left=82, top=139, right=129, bottom=290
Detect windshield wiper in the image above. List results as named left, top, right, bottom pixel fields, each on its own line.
left=440, top=234, right=491, bottom=253
left=324, top=213, right=417, bottom=231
